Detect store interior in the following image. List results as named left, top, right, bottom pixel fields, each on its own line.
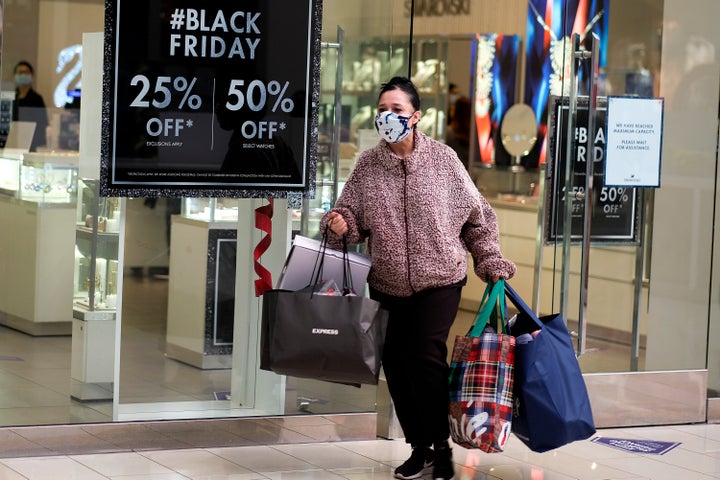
left=0, top=271, right=643, bottom=426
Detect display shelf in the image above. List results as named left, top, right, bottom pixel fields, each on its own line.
left=303, top=37, right=446, bottom=239
left=73, top=179, right=121, bottom=310
left=71, top=178, right=120, bottom=400
left=410, top=38, right=448, bottom=141
left=71, top=307, right=115, bottom=401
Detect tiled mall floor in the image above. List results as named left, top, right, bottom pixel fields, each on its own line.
left=0, top=424, right=718, bottom=479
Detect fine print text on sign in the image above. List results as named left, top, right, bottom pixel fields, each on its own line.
left=605, top=96, right=664, bottom=188
left=101, top=1, right=321, bottom=198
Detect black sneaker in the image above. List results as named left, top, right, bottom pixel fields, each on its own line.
left=432, top=445, right=455, bottom=480
left=394, top=446, right=434, bottom=479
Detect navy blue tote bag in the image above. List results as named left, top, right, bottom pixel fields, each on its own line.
left=505, top=283, right=595, bottom=452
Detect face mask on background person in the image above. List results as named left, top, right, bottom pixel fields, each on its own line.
left=375, top=110, right=414, bottom=144
left=14, top=74, right=33, bottom=86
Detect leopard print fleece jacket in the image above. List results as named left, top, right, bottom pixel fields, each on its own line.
left=322, top=130, right=516, bottom=297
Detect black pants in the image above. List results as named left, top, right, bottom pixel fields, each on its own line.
left=371, top=279, right=465, bottom=446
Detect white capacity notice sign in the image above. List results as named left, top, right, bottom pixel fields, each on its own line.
left=605, top=96, right=664, bottom=187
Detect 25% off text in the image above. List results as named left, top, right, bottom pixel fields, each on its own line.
left=129, top=75, right=295, bottom=139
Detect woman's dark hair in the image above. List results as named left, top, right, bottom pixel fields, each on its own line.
left=378, top=76, right=421, bottom=111
left=14, top=61, right=34, bottom=75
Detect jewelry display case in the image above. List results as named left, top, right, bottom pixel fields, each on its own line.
left=19, top=151, right=79, bottom=204
left=71, top=178, right=120, bottom=401
left=74, top=178, right=121, bottom=311
left=0, top=151, right=79, bottom=335
left=0, top=150, right=22, bottom=195
left=0, top=149, right=79, bottom=202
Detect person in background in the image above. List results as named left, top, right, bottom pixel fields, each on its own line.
left=12, top=60, right=48, bottom=151
left=447, top=82, right=460, bottom=124
left=323, top=76, right=515, bottom=480
left=445, top=95, right=471, bottom=167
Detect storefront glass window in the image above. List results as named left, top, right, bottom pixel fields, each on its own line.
left=0, top=0, right=718, bottom=429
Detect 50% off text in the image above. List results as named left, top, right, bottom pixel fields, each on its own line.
left=129, top=75, right=295, bottom=140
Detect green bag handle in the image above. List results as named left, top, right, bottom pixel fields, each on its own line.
left=468, top=279, right=507, bottom=337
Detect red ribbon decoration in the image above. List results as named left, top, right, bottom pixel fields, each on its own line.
left=254, top=198, right=274, bottom=297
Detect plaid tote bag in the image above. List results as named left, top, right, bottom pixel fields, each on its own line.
left=448, top=280, right=516, bottom=453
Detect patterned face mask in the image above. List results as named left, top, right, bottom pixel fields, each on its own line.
left=374, top=111, right=413, bottom=144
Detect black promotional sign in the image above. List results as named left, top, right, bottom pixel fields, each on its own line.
left=101, top=0, right=322, bottom=198
left=545, top=96, right=641, bottom=245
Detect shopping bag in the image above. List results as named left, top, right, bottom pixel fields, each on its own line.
left=505, top=282, right=596, bottom=452
left=261, top=288, right=388, bottom=384
left=277, top=235, right=371, bottom=293
left=448, top=280, right=515, bottom=453
left=260, top=233, right=388, bottom=385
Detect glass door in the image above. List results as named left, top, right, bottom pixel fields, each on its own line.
left=531, top=0, right=720, bottom=427
left=114, top=0, right=413, bottom=422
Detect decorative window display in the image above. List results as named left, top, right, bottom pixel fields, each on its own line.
left=524, top=0, right=610, bottom=168
left=472, top=34, right=520, bottom=167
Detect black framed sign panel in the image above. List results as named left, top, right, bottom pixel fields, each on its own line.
left=101, top=0, right=322, bottom=198
left=545, top=96, right=642, bottom=245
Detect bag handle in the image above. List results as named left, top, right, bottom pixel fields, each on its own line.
left=468, top=279, right=507, bottom=336
left=341, top=236, right=355, bottom=295
left=310, top=229, right=331, bottom=288
left=504, top=282, right=543, bottom=330
left=309, top=226, right=354, bottom=296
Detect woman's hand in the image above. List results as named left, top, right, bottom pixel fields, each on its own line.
left=326, top=212, right=347, bottom=236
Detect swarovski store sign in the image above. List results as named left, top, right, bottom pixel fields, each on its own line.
left=101, top=0, right=322, bottom=197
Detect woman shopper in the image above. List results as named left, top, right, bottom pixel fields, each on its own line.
left=323, top=76, right=516, bottom=480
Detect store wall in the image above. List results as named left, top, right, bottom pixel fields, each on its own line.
left=1, top=0, right=40, bottom=90
left=2, top=1, right=103, bottom=104
left=36, top=1, right=104, bottom=108
left=323, top=2, right=400, bottom=40
left=393, top=0, right=527, bottom=37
